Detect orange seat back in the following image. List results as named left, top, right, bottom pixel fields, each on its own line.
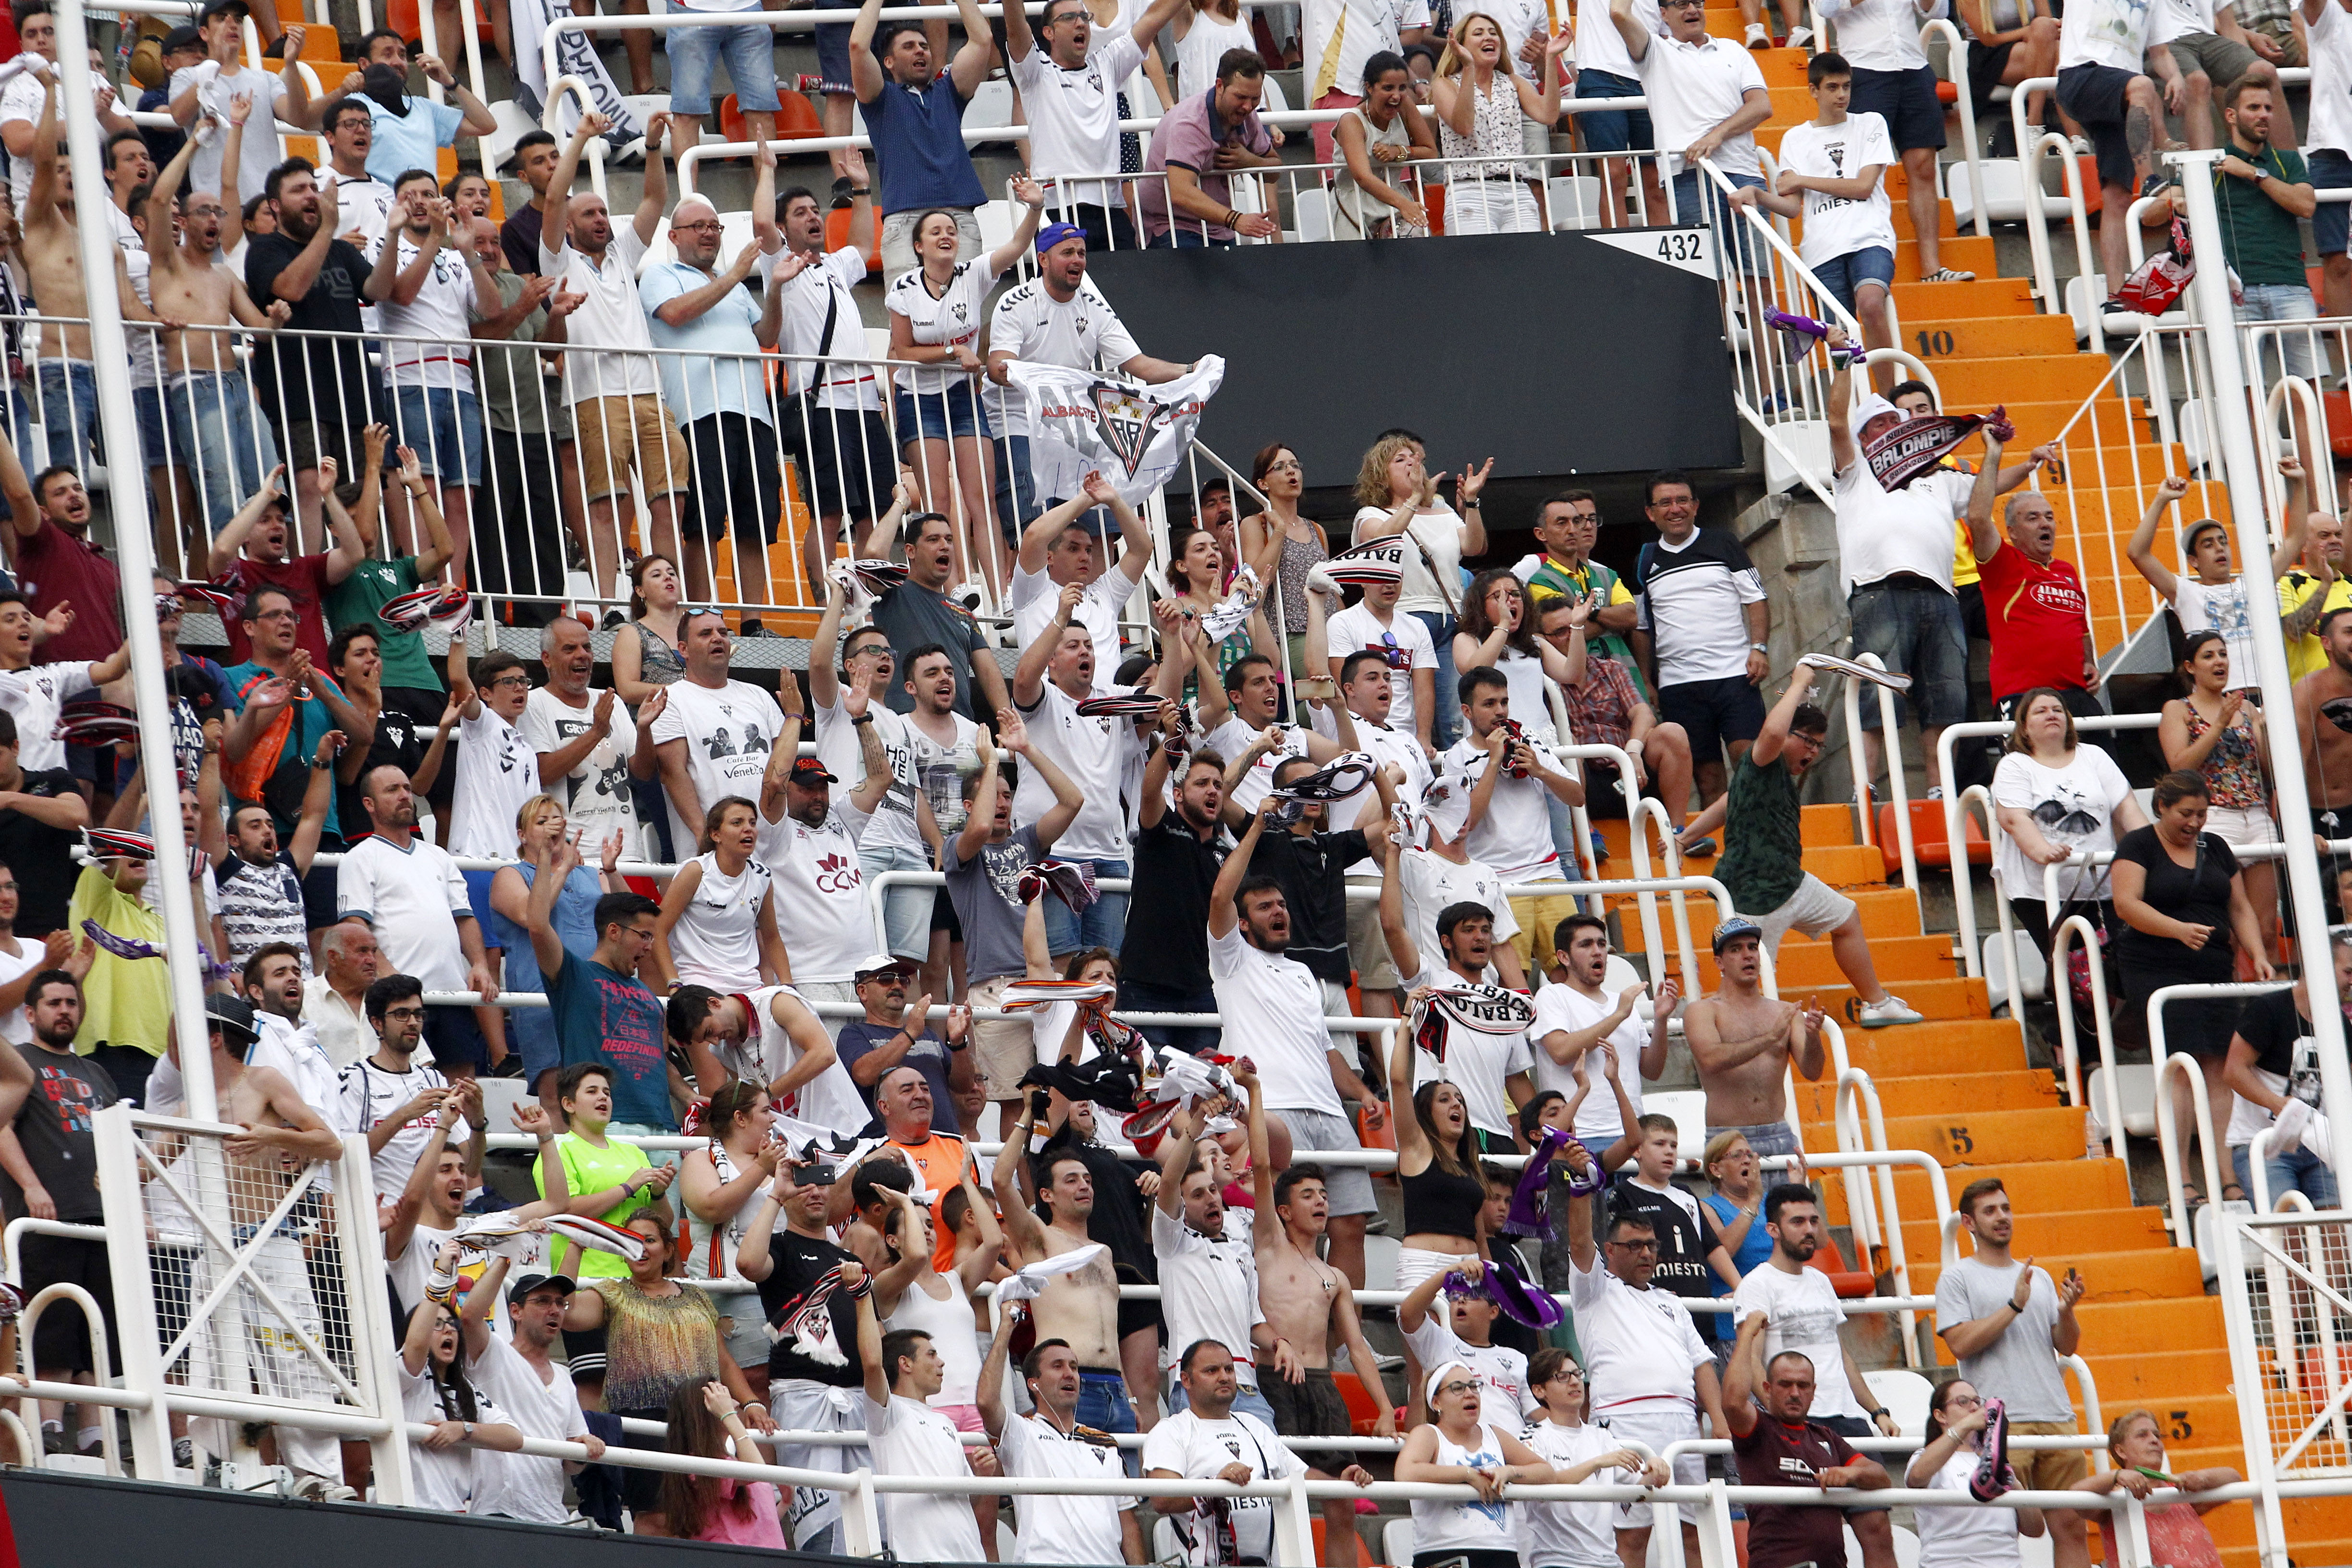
left=825, top=206, right=882, bottom=276
left=776, top=89, right=825, bottom=138
left=1877, top=799, right=1991, bottom=874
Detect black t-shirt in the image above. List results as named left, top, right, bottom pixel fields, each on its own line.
left=2234, top=986, right=2320, bottom=1092
left=341, top=702, right=425, bottom=837
left=1246, top=826, right=1369, bottom=987
left=0, top=768, right=86, bottom=936
left=2111, top=826, right=2240, bottom=976
left=1119, top=812, right=1228, bottom=992
left=245, top=232, right=379, bottom=428
left=2, top=1044, right=115, bottom=1221
left=1608, top=1176, right=1727, bottom=1343
left=1732, top=1415, right=1860, bottom=1568
left=501, top=202, right=546, bottom=279
left=755, top=1229, right=864, bottom=1386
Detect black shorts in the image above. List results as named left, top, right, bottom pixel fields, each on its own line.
left=1966, top=39, right=2017, bottom=108
left=611, top=1404, right=669, bottom=1514
left=20, top=1233, right=121, bottom=1375
left=793, top=404, right=898, bottom=522
left=301, top=846, right=345, bottom=935
left=1115, top=1260, right=1159, bottom=1345
left=1659, top=674, right=1767, bottom=764
left=931, top=883, right=962, bottom=940
left=383, top=685, right=456, bottom=812
left=1957, top=580, right=1989, bottom=641
left=423, top=1002, right=489, bottom=1071
left=680, top=411, right=785, bottom=547
left=2057, top=62, right=2142, bottom=191
left=1850, top=63, right=1948, bottom=150
left=1263, top=1366, right=1355, bottom=1443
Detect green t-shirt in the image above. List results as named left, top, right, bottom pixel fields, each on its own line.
left=534, top=1131, right=654, bottom=1278
left=325, top=556, right=444, bottom=691
left=1717, top=750, right=1806, bottom=918
left=2211, top=145, right=2310, bottom=286
left=1525, top=555, right=1648, bottom=699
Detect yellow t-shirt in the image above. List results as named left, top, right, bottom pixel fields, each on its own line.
left=69, top=862, right=170, bottom=1061
left=1953, top=522, right=1981, bottom=588
left=2279, top=572, right=2352, bottom=681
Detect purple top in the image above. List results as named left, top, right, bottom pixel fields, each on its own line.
left=1138, top=87, right=1277, bottom=241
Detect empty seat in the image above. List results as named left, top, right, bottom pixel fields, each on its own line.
left=1642, top=1089, right=1708, bottom=1162
left=1362, top=1234, right=1400, bottom=1295
left=1548, top=173, right=1604, bottom=231
left=775, top=90, right=826, bottom=139
left=976, top=197, right=1019, bottom=254
left=2084, top=1064, right=2158, bottom=1143
left=825, top=206, right=881, bottom=274
left=1983, top=928, right=2047, bottom=1006
left=1383, top=1518, right=1415, bottom=1568
left=1293, top=187, right=1334, bottom=243
left=481, top=98, right=539, bottom=172
left=967, top=78, right=1016, bottom=132
left=1862, top=1368, right=1935, bottom=1438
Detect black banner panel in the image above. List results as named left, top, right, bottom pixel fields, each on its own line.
left=1086, top=227, right=1744, bottom=487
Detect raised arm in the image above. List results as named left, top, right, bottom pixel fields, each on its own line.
left=2126, top=475, right=2189, bottom=604
left=1208, top=798, right=1273, bottom=939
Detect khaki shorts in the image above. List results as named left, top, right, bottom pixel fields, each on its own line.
left=2167, top=30, right=2262, bottom=89
left=2008, top=1420, right=2093, bottom=1491
left=574, top=392, right=691, bottom=503
left=968, top=973, right=1036, bottom=1100
left=1754, top=871, right=1860, bottom=952
left=1346, top=877, right=1400, bottom=992
left=1508, top=892, right=1583, bottom=981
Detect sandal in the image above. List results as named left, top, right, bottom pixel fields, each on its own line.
left=2222, top=1183, right=2248, bottom=1204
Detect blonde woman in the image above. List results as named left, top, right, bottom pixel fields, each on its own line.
left=650, top=796, right=791, bottom=992
left=487, top=794, right=625, bottom=1101
left=1430, top=11, right=1570, bottom=235
left=1353, top=430, right=1490, bottom=748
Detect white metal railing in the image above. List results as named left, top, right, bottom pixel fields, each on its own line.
left=2215, top=1206, right=2352, bottom=1568
left=1838, top=650, right=1919, bottom=897
left=2140, top=982, right=2292, bottom=1231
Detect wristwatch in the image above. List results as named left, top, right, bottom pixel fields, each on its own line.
left=1750, top=642, right=1769, bottom=652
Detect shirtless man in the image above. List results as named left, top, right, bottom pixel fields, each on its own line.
left=19, top=69, right=175, bottom=472
left=994, top=1092, right=1135, bottom=1452
left=1681, top=916, right=1825, bottom=1168
left=1247, top=1060, right=1395, bottom=1568
left=2293, top=605, right=2352, bottom=891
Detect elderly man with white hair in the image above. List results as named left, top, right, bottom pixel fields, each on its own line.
left=304, top=918, right=383, bottom=1068
left=520, top=616, right=660, bottom=859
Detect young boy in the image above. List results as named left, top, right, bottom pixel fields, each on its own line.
left=1597, top=1113, right=1743, bottom=1355
left=1747, top=52, right=1899, bottom=389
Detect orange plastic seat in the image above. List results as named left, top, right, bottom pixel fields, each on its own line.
left=775, top=90, right=825, bottom=139
left=1806, top=1231, right=1878, bottom=1299
left=2326, top=388, right=2352, bottom=460
left=1875, top=799, right=1990, bottom=876
left=825, top=206, right=882, bottom=275
left=1935, top=77, right=1958, bottom=103
left=1330, top=1370, right=1393, bottom=1438
left=719, top=93, right=746, bottom=144
left=385, top=0, right=493, bottom=44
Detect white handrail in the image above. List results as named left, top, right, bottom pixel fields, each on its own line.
left=1921, top=17, right=1987, bottom=238
left=2143, top=981, right=2289, bottom=1221
left=1838, top=650, right=1919, bottom=896
left=2047, top=913, right=2111, bottom=1108
left=2017, top=119, right=2104, bottom=348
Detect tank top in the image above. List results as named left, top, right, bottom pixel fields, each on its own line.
left=1440, top=72, right=1531, bottom=182
left=1491, top=643, right=1559, bottom=744
left=685, top=1143, right=774, bottom=1282
left=1335, top=104, right=1414, bottom=235
left=1402, top=1159, right=1486, bottom=1239
left=592, top=1278, right=725, bottom=1413
left=884, top=1270, right=983, bottom=1407
left=1273, top=527, right=1329, bottom=638
left=670, top=851, right=774, bottom=991
left=1410, top=1420, right=1519, bottom=1554
left=631, top=619, right=686, bottom=687
left=2182, top=703, right=2266, bottom=810
left=1171, top=6, right=1255, bottom=96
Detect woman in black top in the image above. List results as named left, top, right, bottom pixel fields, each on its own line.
left=2110, top=771, right=2274, bottom=1208
left=1389, top=1017, right=1487, bottom=1422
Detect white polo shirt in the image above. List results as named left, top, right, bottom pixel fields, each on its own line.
left=1009, top=30, right=1148, bottom=212
left=1568, top=1254, right=1714, bottom=1413
left=1634, top=32, right=1769, bottom=177
left=987, top=275, right=1143, bottom=438
left=335, top=831, right=473, bottom=992
left=999, top=1410, right=1135, bottom=1564
left=1816, top=0, right=1944, bottom=69
left=1016, top=678, right=1142, bottom=860
left=1152, top=1205, right=1265, bottom=1381
left=540, top=224, right=660, bottom=401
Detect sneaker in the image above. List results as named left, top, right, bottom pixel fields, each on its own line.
left=1925, top=785, right=1945, bottom=801
left=1743, top=20, right=1770, bottom=45
left=1986, top=119, right=2020, bottom=159
left=953, top=579, right=984, bottom=610
left=1786, top=23, right=1813, bottom=46
left=40, top=1424, right=69, bottom=1456
left=739, top=618, right=777, bottom=637
left=288, top=1474, right=358, bottom=1502
left=600, top=608, right=627, bottom=631
left=1678, top=836, right=1718, bottom=859
left=1590, top=829, right=1611, bottom=865
left=1969, top=1398, right=2013, bottom=1501
left=1921, top=266, right=1976, bottom=283
left=1857, top=994, right=1925, bottom=1028
left=173, top=1437, right=195, bottom=1471
left=2069, top=135, right=2093, bottom=155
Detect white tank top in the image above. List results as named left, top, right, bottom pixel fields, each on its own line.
left=1172, top=6, right=1255, bottom=96
left=1492, top=644, right=1560, bottom=745
left=684, top=1143, right=772, bottom=1282
left=1411, top=1420, right=1521, bottom=1556
left=884, top=1269, right=983, bottom=1407
left=670, top=851, right=773, bottom=991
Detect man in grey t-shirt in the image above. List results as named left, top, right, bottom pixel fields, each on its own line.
left=942, top=714, right=1081, bottom=1118
left=1934, top=1176, right=2092, bottom=1568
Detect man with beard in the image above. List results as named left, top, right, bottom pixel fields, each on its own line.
left=994, top=1092, right=1136, bottom=1445
left=144, top=127, right=289, bottom=537
left=1680, top=916, right=1826, bottom=1167
left=466, top=213, right=582, bottom=612
left=857, top=507, right=1012, bottom=723
left=1533, top=913, right=1673, bottom=1163
left=243, top=941, right=342, bottom=1133
left=8, top=463, right=119, bottom=671
left=208, top=466, right=366, bottom=668
left=220, top=584, right=374, bottom=913
left=214, top=750, right=338, bottom=977
left=1376, top=836, right=1534, bottom=1153
left=1722, top=1311, right=1892, bottom=1568
left=772, top=174, right=886, bottom=595
left=334, top=768, right=497, bottom=1075
left=1730, top=1185, right=1902, bottom=1468
left=348, top=47, right=495, bottom=191
left=850, top=0, right=994, bottom=279
left=524, top=832, right=673, bottom=1131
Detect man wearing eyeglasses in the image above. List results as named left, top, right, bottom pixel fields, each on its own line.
left=1515, top=491, right=1646, bottom=695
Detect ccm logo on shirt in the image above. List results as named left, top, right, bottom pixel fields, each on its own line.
left=812, top=851, right=863, bottom=894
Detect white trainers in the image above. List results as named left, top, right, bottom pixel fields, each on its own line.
left=1744, top=21, right=1770, bottom=45
left=1856, top=994, right=1924, bottom=1028
left=1786, top=23, right=1814, bottom=46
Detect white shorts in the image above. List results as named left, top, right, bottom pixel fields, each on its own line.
left=1594, top=1403, right=1703, bottom=1525
left=770, top=1378, right=869, bottom=1550
left=1754, top=872, right=1859, bottom=952
left=2205, top=802, right=2281, bottom=848
left=1397, top=1244, right=1477, bottom=1294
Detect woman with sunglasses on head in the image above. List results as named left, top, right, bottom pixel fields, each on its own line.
left=1237, top=442, right=1328, bottom=680
left=1908, top=1378, right=2047, bottom=1568
left=2159, top=629, right=2279, bottom=964
left=1429, top=11, right=1572, bottom=234
left=1396, top=1358, right=1592, bottom=1568
left=1353, top=430, right=1491, bottom=750
left=1519, top=1346, right=1668, bottom=1568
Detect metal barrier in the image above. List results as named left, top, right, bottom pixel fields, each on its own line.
left=1839, top=651, right=1918, bottom=897
left=2214, top=1206, right=2352, bottom=1568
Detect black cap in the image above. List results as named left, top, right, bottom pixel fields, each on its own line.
left=162, top=24, right=203, bottom=52
left=507, top=1270, right=576, bottom=1305
left=204, top=993, right=258, bottom=1045
left=197, top=0, right=248, bottom=20
left=789, top=756, right=837, bottom=785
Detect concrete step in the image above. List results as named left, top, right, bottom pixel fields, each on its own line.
left=1905, top=1244, right=2208, bottom=1302
left=1888, top=234, right=2000, bottom=281
left=1893, top=1204, right=2173, bottom=1260
left=1826, top=1155, right=2136, bottom=1227
left=1889, top=312, right=2082, bottom=359
left=1890, top=276, right=2037, bottom=317
left=1797, top=1067, right=2058, bottom=1121
left=2078, top=1346, right=2235, bottom=1397
left=1808, top=1105, right=2092, bottom=1167
left=1731, top=932, right=1960, bottom=990
left=1613, top=887, right=1923, bottom=951
left=1828, top=1019, right=2034, bottom=1078
left=1911, top=354, right=2113, bottom=402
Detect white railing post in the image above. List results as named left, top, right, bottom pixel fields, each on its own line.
left=840, top=1467, right=886, bottom=1556
left=1272, top=1470, right=1319, bottom=1566
left=93, top=1106, right=175, bottom=1482
left=2215, top=1211, right=2293, bottom=1568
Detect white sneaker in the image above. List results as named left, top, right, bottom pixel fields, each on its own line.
left=1856, top=994, right=1924, bottom=1028
left=1744, top=21, right=1770, bottom=45
left=953, top=579, right=984, bottom=610
left=1925, top=785, right=1945, bottom=801
left=1786, top=23, right=1813, bottom=46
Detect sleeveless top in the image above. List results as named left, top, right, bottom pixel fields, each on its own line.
left=1171, top=6, right=1255, bottom=97
left=1402, top=1159, right=1486, bottom=1239
left=2182, top=702, right=2266, bottom=810
left=883, top=1270, right=983, bottom=1406
left=591, top=1278, right=725, bottom=1413
left=1335, top=104, right=1414, bottom=235
left=1411, top=1420, right=1519, bottom=1554
left=489, top=860, right=601, bottom=1001
left=631, top=620, right=686, bottom=687
left=1440, top=72, right=1531, bottom=182
left=670, top=851, right=775, bottom=991
left=685, top=1142, right=774, bottom=1284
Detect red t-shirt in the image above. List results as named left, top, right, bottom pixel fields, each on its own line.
left=1976, top=539, right=2091, bottom=699
left=14, top=519, right=121, bottom=664
left=216, top=554, right=336, bottom=669
left=1732, top=1414, right=1862, bottom=1568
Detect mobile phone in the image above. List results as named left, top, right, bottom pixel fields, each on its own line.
left=799, top=1163, right=836, bottom=1187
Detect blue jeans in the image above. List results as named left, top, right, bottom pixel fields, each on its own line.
left=665, top=20, right=781, bottom=115
left=1117, top=977, right=1220, bottom=1056
left=1412, top=610, right=1459, bottom=750
left=2240, top=282, right=2322, bottom=381
left=1546, top=785, right=1581, bottom=874
left=1149, top=227, right=1234, bottom=249
left=1669, top=169, right=1770, bottom=277
left=392, top=384, right=483, bottom=484
left=2236, top=1139, right=2341, bottom=1208
left=1076, top=1368, right=1141, bottom=1476
left=1813, top=245, right=1897, bottom=315
left=170, top=369, right=279, bottom=532
left=859, top=838, right=933, bottom=962
left=1847, top=579, right=1969, bottom=730
left=34, top=359, right=98, bottom=472
left=1042, top=856, right=1129, bottom=955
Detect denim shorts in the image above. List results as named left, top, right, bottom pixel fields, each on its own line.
left=1848, top=577, right=1970, bottom=728
left=392, top=383, right=483, bottom=484
left=1813, top=245, right=1897, bottom=313
left=2316, top=148, right=2352, bottom=257
left=1671, top=168, right=1768, bottom=277
left=665, top=19, right=782, bottom=116
left=132, top=383, right=170, bottom=467
left=2240, top=282, right=2324, bottom=382
left=1573, top=67, right=1653, bottom=154
left=1850, top=62, right=1947, bottom=150
left=894, top=378, right=983, bottom=444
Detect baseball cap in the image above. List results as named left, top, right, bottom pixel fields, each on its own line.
left=162, top=24, right=203, bottom=51
left=197, top=0, right=249, bottom=21
left=2182, top=517, right=2228, bottom=553
left=507, top=1270, right=576, bottom=1305
left=1035, top=221, right=1085, bottom=256
left=788, top=756, right=837, bottom=785
left=854, top=954, right=919, bottom=982
left=204, top=992, right=258, bottom=1045
left=1711, top=916, right=1764, bottom=955
left=1849, top=392, right=1904, bottom=439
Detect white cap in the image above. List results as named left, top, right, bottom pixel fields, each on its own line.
left=1849, top=393, right=1904, bottom=439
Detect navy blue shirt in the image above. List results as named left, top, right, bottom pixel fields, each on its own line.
left=864, top=72, right=988, bottom=214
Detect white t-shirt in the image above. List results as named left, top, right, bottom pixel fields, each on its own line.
left=336, top=833, right=473, bottom=992
left=167, top=62, right=282, bottom=208
left=1202, top=715, right=1310, bottom=816
left=1518, top=1420, right=1625, bottom=1568
left=0, top=661, right=95, bottom=773
left=2148, top=0, right=2213, bottom=45
left=1, top=65, right=119, bottom=206
left=1777, top=113, right=1899, bottom=270
left=1349, top=504, right=1465, bottom=617
left=1577, top=0, right=1661, bottom=78
left=999, top=1410, right=1135, bottom=1564
left=1988, top=744, right=2135, bottom=903
left=1209, top=921, right=1339, bottom=1116
left=539, top=224, right=659, bottom=402
left=366, top=230, right=480, bottom=392
left=1303, top=0, right=1433, bottom=99
left=669, top=851, right=774, bottom=991
left=1407, top=964, right=1534, bottom=1140
left=1397, top=846, right=1520, bottom=976
left=908, top=710, right=984, bottom=837
left=2171, top=576, right=2260, bottom=691
left=768, top=808, right=871, bottom=985
left=1568, top=1255, right=1713, bottom=1413
left=2313, top=2, right=2352, bottom=159
left=1634, top=34, right=1769, bottom=177
left=1009, top=30, right=1149, bottom=212
left=400, top=1360, right=510, bottom=1511
left=1403, top=1314, right=1538, bottom=1420
left=779, top=247, right=881, bottom=413
left=987, top=274, right=1144, bottom=438
left=1009, top=564, right=1140, bottom=690
left=2058, top=0, right=2153, bottom=73
left=1632, top=528, right=1768, bottom=686
left=1731, top=1261, right=1866, bottom=1419
left=1832, top=456, right=1973, bottom=596
left=1141, top=1407, right=1305, bottom=1567
left=450, top=705, right=537, bottom=861
left=888, top=256, right=1006, bottom=397
left=0, top=935, right=43, bottom=1043
left=1152, top=1205, right=1265, bottom=1379
left=1530, top=983, right=1650, bottom=1141
left=320, top=167, right=398, bottom=246
left=649, top=678, right=787, bottom=864
left=335, top=1052, right=462, bottom=1201
left=1444, top=735, right=1560, bottom=882
left=745, top=983, right=868, bottom=1129
left=1817, top=0, right=1943, bottom=69
left=1017, top=678, right=1142, bottom=860
left=1914, top=1446, right=2027, bottom=1568
left=467, top=1334, right=581, bottom=1524
left=864, top=1391, right=982, bottom=1563
left=519, top=687, right=641, bottom=860
left=1327, top=601, right=1436, bottom=733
